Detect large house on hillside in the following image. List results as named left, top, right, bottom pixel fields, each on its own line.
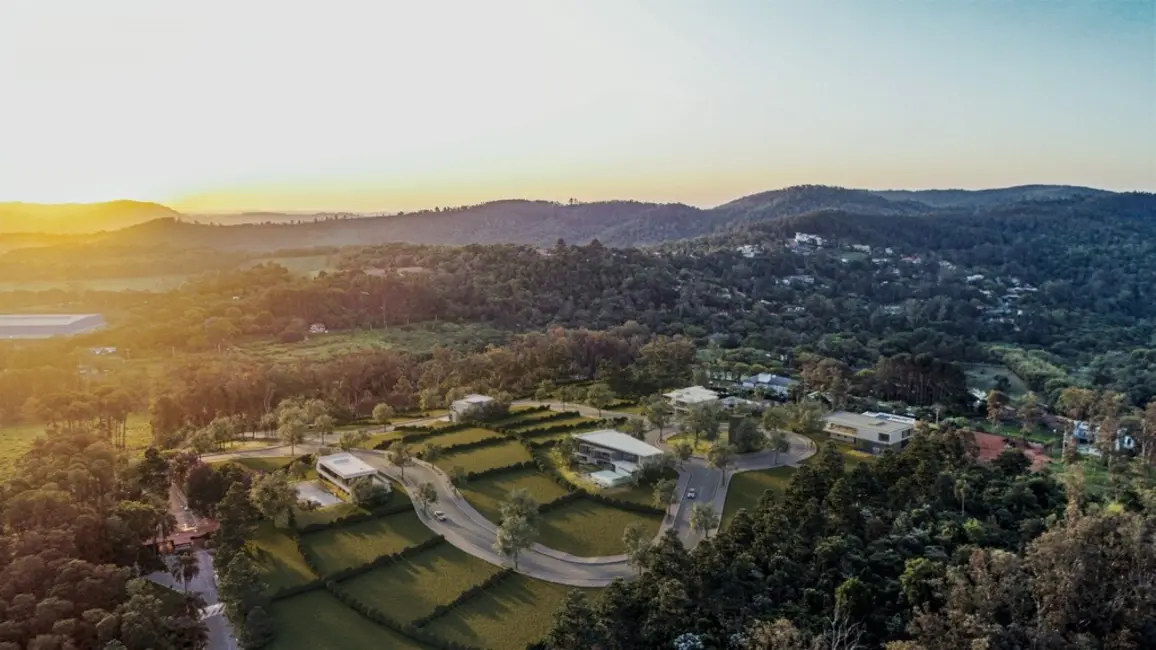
left=663, top=386, right=720, bottom=413
left=316, top=453, right=391, bottom=495
left=740, top=373, right=796, bottom=398
left=572, top=430, right=664, bottom=488
left=450, top=394, right=494, bottom=422
left=822, top=411, right=916, bottom=454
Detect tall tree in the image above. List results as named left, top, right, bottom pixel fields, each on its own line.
left=169, top=550, right=200, bottom=593
left=585, top=383, right=615, bottom=417
left=389, top=441, right=414, bottom=481
left=689, top=502, right=719, bottom=538
left=415, top=482, right=438, bottom=513
left=643, top=396, right=674, bottom=441
left=276, top=406, right=308, bottom=456
left=1016, top=392, right=1043, bottom=439
left=623, top=521, right=651, bottom=576
left=249, top=472, right=296, bottom=528
left=652, top=478, right=677, bottom=510
left=494, top=514, right=536, bottom=569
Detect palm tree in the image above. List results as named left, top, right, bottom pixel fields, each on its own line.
left=170, top=549, right=200, bottom=593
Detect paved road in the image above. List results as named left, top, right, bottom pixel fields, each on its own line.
left=147, top=545, right=238, bottom=649
left=208, top=402, right=815, bottom=587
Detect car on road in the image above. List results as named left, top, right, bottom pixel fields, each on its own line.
left=686, top=488, right=696, bottom=499
left=432, top=510, right=448, bottom=522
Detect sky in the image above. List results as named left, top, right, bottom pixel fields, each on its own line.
left=0, top=0, right=1153, bottom=212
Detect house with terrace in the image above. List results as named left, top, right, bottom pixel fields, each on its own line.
left=822, top=411, right=916, bottom=454
left=663, top=386, right=720, bottom=413
left=316, top=452, right=391, bottom=495
left=572, top=430, right=665, bottom=488
left=450, top=394, right=494, bottom=422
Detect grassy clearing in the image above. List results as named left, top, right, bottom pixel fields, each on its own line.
left=495, top=410, right=569, bottom=427
left=365, top=430, right=405, bottom=449
left=250, top=522, right=316, bottom=593
left=433, top=440, right=532, bottom=474
left=304, top=511, right=434, bottom=576
left=963, top=363, right=1030, bottom=399
left=239, top=322, right=510, bottom=361
left=294, top=502, right=366, bottom=529
left=267, top=590, right=434, bottom=650
left=459, top=468, right=572, bottom=523
left=722, top=467, right=797, bottom=527
left=0, top=412, right=153, bottom=477
left=340, top=544, right=503, bottom=625
left=666, top=431, right=729, bottom=456
left=425, top=575, right=592, bottom=650
left=537, top=499, right=662, bottom=557
left=227, top=455, right=297, bottom=473
left=413, top=427, right=504, bottom=451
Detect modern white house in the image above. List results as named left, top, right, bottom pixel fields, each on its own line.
left=315, top=453, right=391, bottom=495
left=449, top=394, right=494, bottom=422
left=663, top=386, right=720, bottom=413
left=822, top=411, right=917, bottom=454
left=740, top=373, right=797, bottom=398
left=572, top=430, right=664, bottom=488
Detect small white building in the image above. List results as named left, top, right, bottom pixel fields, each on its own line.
left=572, top=430, right=665, bottom=488
left=315, top=453, right=390, bottom=495
left=450, top=394, right=494, bottom=422
left=663, top=386, right=720, bottom=412
left=740, top=373, right=796, bottom=397
left=309, top=323, right=328, bottom=334
left=794, top=232, right=826, bottom=246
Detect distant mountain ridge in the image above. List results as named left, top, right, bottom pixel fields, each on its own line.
left=0, top=184, right=1133, bottom=248
left=0, top=200, right=181, bottom=234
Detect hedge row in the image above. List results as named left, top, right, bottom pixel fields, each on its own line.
left=536, top=490, right=583, bottom=515
left=488, top=405, right=551, bottom=428
left=411, top=568, right=515, bottom=628
left=324, top=536, right=447, bottom=583
left=268, top=577, right=326, bottom=602
left=510, top=419, right=607, bottom=439
left=327, top=580, right=484, bottom=650
left=297, top=499, right=413, bottom=534
left=494, top=409, right=579, bottom=432
left=417, top=434, right=509, bottom=459
left=458, top=459, right=537, bottom=483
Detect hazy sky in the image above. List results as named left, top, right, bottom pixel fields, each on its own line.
left=1, top=0, right=1153, bottom=212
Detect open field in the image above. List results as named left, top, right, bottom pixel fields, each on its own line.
left=537, top=498, right=662, bottom=557
left=341, top=544, right=503, bottom=625
left=294, top=502, right=365, bottom=529
left=414, top=427, right=505, bottom=451
left=250, top=522, right=316, bottom=593
left=268, top=590, right=434, bottom=650
left=426, top=575, right=590, bottom=650
left=0, top=412, right=153, bottom=477
left=507, top=416, right=598, bottom=433
left=433, top=440, right=533, bottom=474
left=963, top=363, right=1030, bottom=399
left=304, top=511, right=435, bottom=576
left=459, top=468, right=572, bottom=523
left=238, top=322, right=510, bottom=361
left=722, top=466, right=796, bottom=527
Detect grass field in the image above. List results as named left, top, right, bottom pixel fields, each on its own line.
left=494, top=410, right=569, bottom=427
left=414, top=427, right=505, bottom=451
left=722, top=467, right=796, bottom=527
left=294, top=502, right=366, bottom=529
left=340, top=544, right=503, bottom=624
left=228, top=455, right=297, bottom=473
left=239, top=322, right=510, bottom=361
left=459, top=468, right=572, bottom=523
left=433, top=440, right=532, bottom=474
left=303, top=511, right=434, bottom=576
left=250, top=522, right=317, bottom=593
left=268, top=590, right=435, bottom=650
left=426, top=575, right=589, bottom=650
left=506, top=416, right=598, bottom=433
left=963, top=363, right=1030, bottom=399
left=537, top=498, right=662, bottom=557
left=0, top=412, right=153, bottom=477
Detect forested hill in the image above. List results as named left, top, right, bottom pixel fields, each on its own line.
left=12, top=183, right=1122, bottom=251
left=0, top=200, right=180, bottom=234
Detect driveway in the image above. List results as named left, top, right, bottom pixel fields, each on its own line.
left=147, top=549, right=238, bottom=650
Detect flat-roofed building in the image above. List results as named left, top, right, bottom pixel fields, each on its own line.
left=573, top=430, right=664, bottom=487
left=315, top=453, right=390, bottom=495
left=822, top=411, right=916, bottom=454
left=0, top=314, right=106, bottom=340
left=663, top=386, right=720, bottom=412
left=449, top=394, right=494, bottom=422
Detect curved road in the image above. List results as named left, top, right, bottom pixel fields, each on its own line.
left=208, top=404, right=816, bottom=587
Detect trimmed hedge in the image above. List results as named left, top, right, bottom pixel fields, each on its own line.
left=296, top=499, right=413, bottom=534
left=327, top=579, right=484, bottom=650
left=324, top=535, right=447, bottom=583
left=536, top=490, right=583, bottom=514
left=493, top=410, right=579, bottom=432
left=461, top=460, right=536, bottom=482
left=411, top=568, right=515, bottom=628
left=488, top=405, right=551, bottom=428
left=268, top=577, right=326, bottom=602
left=417, top=435, right=509, bottom=459
left=511, top=420, right=607, bottom=439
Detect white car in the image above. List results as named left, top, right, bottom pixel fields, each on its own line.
left=432, top=510, right=448, bottom=522
left=686, top=488, right=697, bottom=499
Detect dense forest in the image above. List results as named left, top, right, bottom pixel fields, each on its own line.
left=538, top=431, right=1156, bottom=650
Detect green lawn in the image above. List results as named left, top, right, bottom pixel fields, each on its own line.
left=459, top=468, right=572, bottom=524
left=537, top=499, right=663, bottom=557
left=414, top=427, right=504, bottom=451
left=239, top=322, right=510, bottom=361
left=250, top=522, right=317, bottom=593
left=229, top=456, right=298, bottom=473
left=433, top=440, right=532, bottom=474
left=507, top=416, right=597, bottom=433
left=425, top=576, right=591, bottom=650
left=0, top=412, right=153, bottom=477
left=267, top=590, right=435, bottom=650
left=722, top=467, right=797, bottom=527
left=303, top=511, right=434, bottom=576
left=340, top=544, right=503, bottom=624
left=294, top=502, right=366, bottom=529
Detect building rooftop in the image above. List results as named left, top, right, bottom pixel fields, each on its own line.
left=455, top=394, right=494, bottom=405
left=663, top=386, right=720, bottom=404
left=575, top=430, right=664, bottom=458
left=744, top=373, right=796, bottom=387
left=317, top=453, right=379, bottom=479
left=824, top=412, right=914, bottom=435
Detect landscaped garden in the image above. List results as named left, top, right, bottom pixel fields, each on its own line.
left=458, top=467, right=572, bottom=523
left=303, top=511, right=435, bottom=575
left=268, top=590, right=435, bottom=650
left=250, top=522, right=316, bottom=594
left=537, top=498, right=663, bottom=556
left=721, top=466, right=796, bottom=527
left=413, top=427, right=505, bottom=450
left=432, top=440, right=533, bottom=474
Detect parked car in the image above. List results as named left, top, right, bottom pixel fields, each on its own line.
left=433, top=510, right=448, bottom=522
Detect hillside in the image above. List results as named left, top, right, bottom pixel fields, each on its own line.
left=0, top=200, right=182, bottom=234
left=871, top=184, right=1111, bottom=208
